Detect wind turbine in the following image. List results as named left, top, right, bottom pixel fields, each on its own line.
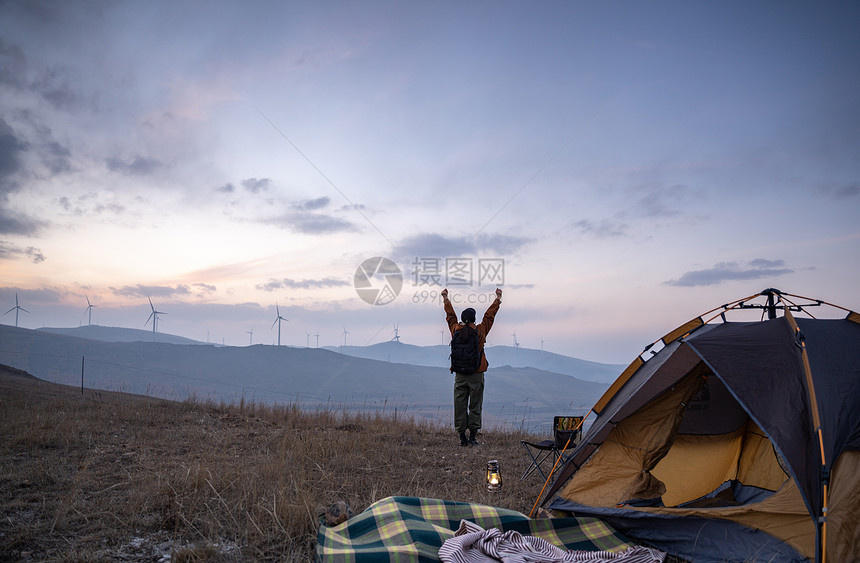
left=341, top=325, right=349, bottom=353
left=83, top=295, right=97, bottom=326
left=271, top=303, right=288, bottom=346
left=246, top=327, right=254, bottom=346
left=4, top=293, right=29, bottom=327
left=392, top=322, right=401, bottom=342
left=512, top=332, right=521, bottom=367
left=306, top=332, right=311, bottom=348
left=314, top=329, right=320, bottom=348
left=145, top=297, right=166, bottom=341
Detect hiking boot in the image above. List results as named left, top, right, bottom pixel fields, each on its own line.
left=468, top=431, right=480, bottom=446
left=459, top=432, right=469, bottom=447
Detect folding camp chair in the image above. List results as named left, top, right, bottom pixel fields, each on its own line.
left=520, top=416, right=583, bottom=481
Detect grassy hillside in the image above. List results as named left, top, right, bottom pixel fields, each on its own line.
left=0, top=365, right=560, bottom=562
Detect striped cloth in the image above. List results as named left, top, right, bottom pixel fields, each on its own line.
left=439, top=520, right=665, bottom=563
left=316, top=496, right=653, bottom=563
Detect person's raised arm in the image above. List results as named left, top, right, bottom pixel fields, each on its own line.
left=442, top=288, right=458, bottom=333
left=479, top=288, right=503, bottom=333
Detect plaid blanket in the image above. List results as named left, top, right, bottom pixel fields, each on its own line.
left=316, top=496, right=637, bottom=563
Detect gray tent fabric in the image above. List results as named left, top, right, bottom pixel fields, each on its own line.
left=547, top=500, right=806, bottom=563
left=685, top=317, right=860, bottom=520
left=540, top=299, right=860, bottom=562
left=685, top=319, right=819, bottom=516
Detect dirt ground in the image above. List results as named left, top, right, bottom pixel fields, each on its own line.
left=0, top=364, right=555, bottom=561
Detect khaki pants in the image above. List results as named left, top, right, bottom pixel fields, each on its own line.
left=454, top=372, right=484, bottom=434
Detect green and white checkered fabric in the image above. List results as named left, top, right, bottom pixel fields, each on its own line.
left=316, top=496, right=634, bottom=563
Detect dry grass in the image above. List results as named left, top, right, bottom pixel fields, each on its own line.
left=0, top=366, right=552, bottom=562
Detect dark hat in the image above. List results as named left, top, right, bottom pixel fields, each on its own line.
left=461, top=308, right=476, bottom=323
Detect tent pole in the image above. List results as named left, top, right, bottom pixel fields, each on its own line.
left=765, top=289, right=777, bottom=319
left=785, top=309, right=827, bottom=562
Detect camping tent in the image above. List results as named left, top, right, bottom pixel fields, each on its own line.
left=539, top=289, right=860, bottom=562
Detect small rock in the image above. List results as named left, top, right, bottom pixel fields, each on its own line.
left=319, top=501, right=353, bottom=527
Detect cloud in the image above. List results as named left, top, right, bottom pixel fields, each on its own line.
left=105, top=156, right=162, bottom=176
left=664, top=259, right=794, bottom=287
left=24, top=245, right=44, bottom=263
left=0, top=117, right=28, bottom=190
left=0, top=209, right=43, bottom=236
left=630, top=183, right=701, bottom=219
left=0, top=36, right=84, bottom=110
left=0, top=240, right=46, bottom=263
left=0, top=92, right=72, bottom=195
left=56, top=193, right=125, bottom=217
left=573, top=219, right=629, bottom=239
left=292, top=196, right=330, bottom=211
left=746, top=258, right=786, bottom=269
left=391, top=232, right=531, bottom=260
left=257, top=196, right=356, bottom=234
left=110, top=284, right=192, bottom=299
left=193, top=282, right=217, bottom=294
left=241, top=177, right=270, bottom=193
left=93, top=202, right=126, bottom=214
left=0, top=40, right=27, bottom=90
left=0, top=286, right=66, bottom=307
left=42, top=139, right=72, bottom=174
left=264, top=211, right=356, bottom=234
left=216, top=183, right=235, bottom=193
left=0, top=118, right=44, bottom=235
left=817, top=182, right=859, bottom=200
left=256, top=277, right=350, bottom=291
left=31, top=66, right=81, bottom=110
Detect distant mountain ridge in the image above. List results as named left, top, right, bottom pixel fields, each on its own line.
left=37, top=325, right=624, bottom=384
left=324, top=340, right=624, bottom=384
left=0, top=325, right=609, bottom=433
left=37, top=325, right=205, bottom=346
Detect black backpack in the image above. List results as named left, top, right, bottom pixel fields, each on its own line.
left=450, top=324, right=481, bottom=374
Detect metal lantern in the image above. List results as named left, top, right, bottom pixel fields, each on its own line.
left=486, top=460, right=502, bottom=492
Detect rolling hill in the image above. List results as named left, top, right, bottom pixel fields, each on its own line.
left=37, top=325, right=205, bottom=345
left=323, top=341, right=624, bottom=383
left=0, top=325, right=609, bottom=432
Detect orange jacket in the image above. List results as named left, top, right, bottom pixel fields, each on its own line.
left=443, top=296, right=501, bottom=373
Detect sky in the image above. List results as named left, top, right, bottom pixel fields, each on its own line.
left=1, top=1, right=858, bottom=363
